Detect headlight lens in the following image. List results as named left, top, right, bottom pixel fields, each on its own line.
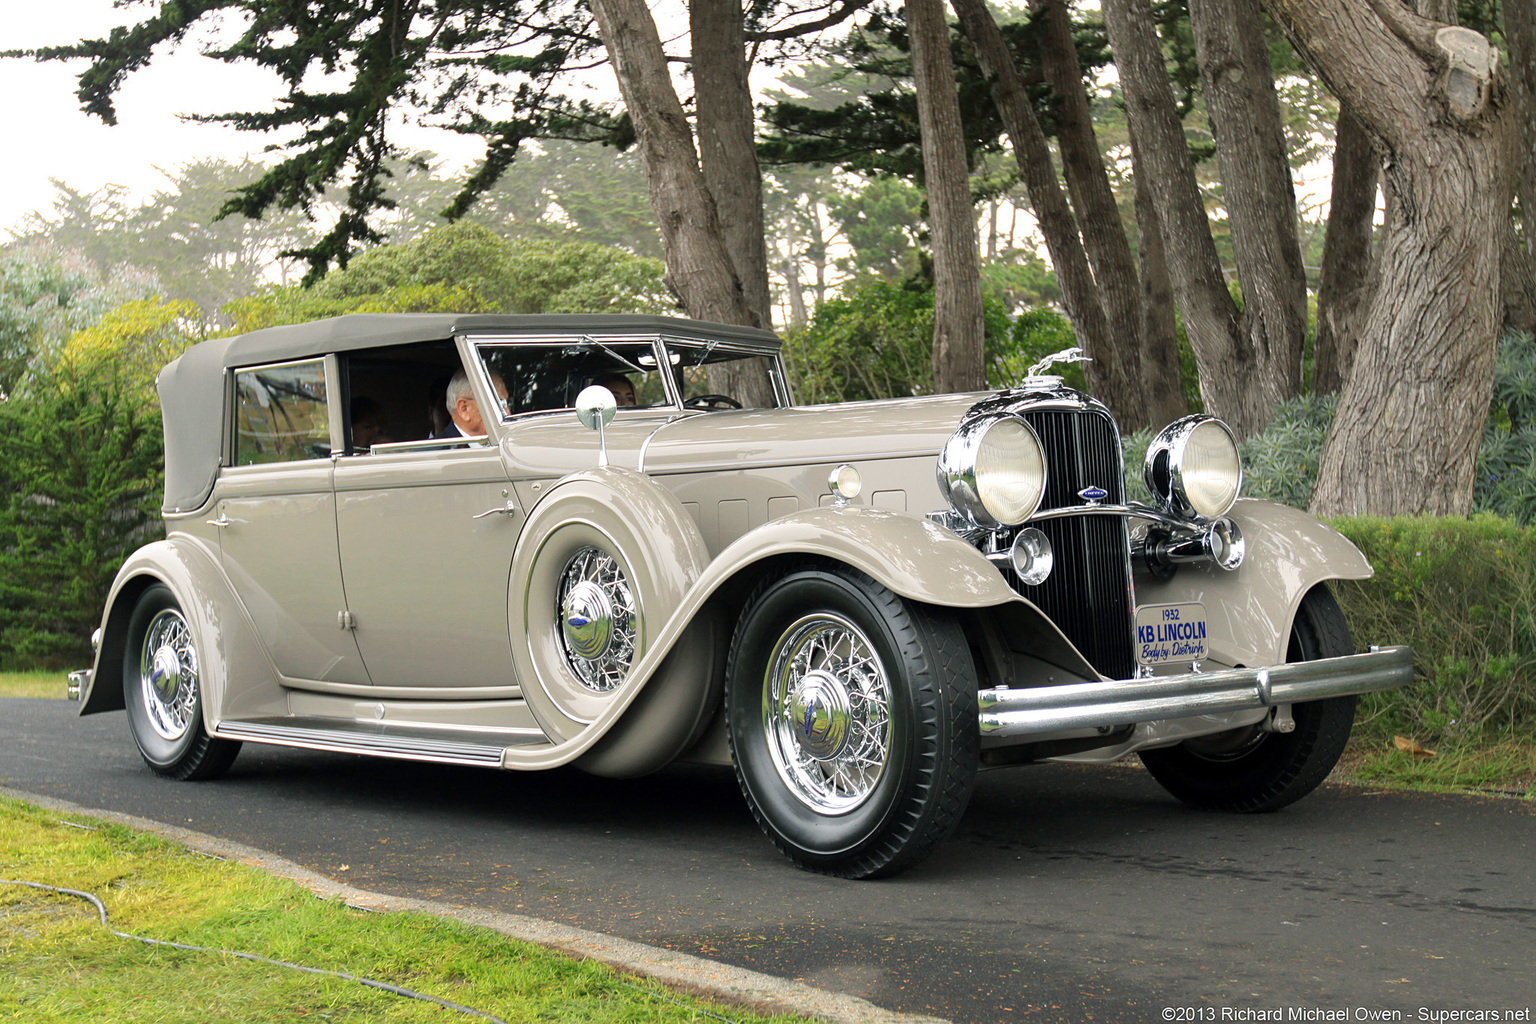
left=938, top=414, right=1047, bottom=528
left=1144, top=415, right=1242, bottom=519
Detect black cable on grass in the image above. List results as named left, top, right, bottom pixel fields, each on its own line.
left=0, top=879, right=510, bottom=1024
left=2, top=877, right=752, bottom=1024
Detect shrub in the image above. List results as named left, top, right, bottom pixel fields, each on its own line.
left=1329, top=515, right=1536, bottom=742
left=0, top=356, right=164, bottom=668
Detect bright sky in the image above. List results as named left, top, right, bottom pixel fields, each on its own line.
left=0, top=2, right=491, bottom=237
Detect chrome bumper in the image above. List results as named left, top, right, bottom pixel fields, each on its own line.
left=977, top=645, right=1412, bottom=737
left=67, top=670, right=89, bottom=701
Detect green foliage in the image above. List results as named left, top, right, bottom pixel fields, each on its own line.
left=0, top=356, right=164, bottom=669
left=0, top=241, right=160, bottom=395
left=1330, top=516, right=1536, bottom=743
left=226, top=223, right=673, bottom=332
left=1235, top=393, right=1336, bottom=509
left=781, top=276, right=1011, bottom=403
left=1475, top=332, right=1536, bottom=522
left=825, top=177, right=925, bottom=280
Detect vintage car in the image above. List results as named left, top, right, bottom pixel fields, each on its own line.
left=69, top=313, right=1412, bottom=878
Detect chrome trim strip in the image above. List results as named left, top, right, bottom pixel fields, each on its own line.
left=214, top=718, right=548, bottom=766
left=976, top=646, right=1412, bottom=736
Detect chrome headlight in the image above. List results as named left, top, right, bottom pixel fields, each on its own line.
left=1144, top=415, right=1242, bottom=519
left=937, top=414, right=1047, bottom=528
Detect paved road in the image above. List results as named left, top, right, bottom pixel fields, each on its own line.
left=3, top=697, right=1532, bottom=1023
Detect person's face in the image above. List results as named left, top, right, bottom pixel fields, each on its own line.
left=455, top=375, right=508, bottom=435
left=609, top=379, right=636, bottom=406
left=353, top=416, right=386, bottom=449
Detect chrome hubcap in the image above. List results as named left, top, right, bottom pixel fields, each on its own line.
left=764, top=613, right=891, bottom=813
left=140, top=609, right=197, bottom=742
left=556, top=547, right=637, bottom=693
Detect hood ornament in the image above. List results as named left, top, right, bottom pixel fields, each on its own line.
left=1027, top=346, right=1092, bottom=379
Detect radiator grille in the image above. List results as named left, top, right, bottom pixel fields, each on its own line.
left=1003, top=408, right=1136, bottom=681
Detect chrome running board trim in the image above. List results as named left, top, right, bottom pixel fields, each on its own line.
left=214, top=717, right=550, bottom=767
left=977, top=645, right=1412, bottom=736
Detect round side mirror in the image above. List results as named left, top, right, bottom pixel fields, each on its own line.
left=575, top=385, right=618, bottom=431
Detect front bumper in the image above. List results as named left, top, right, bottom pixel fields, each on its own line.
left=977, top=645, right=1412, bottom=737
left=67, top=670, right=89, bottom=701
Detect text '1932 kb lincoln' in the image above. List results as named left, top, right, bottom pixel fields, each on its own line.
left=68, top=313, right=1412, bottom=878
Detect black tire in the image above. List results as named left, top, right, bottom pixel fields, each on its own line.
left=1139, top=585, right=1356, bottom=812
left=725, top=566, right=978, bottom=878
left=123, top=584, right=241, bottom=781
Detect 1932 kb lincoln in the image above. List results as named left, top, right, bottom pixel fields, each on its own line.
left=69, top=313, right=1412, bottom=877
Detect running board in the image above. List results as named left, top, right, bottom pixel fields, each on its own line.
left=214, top=717, right=551, bottom=768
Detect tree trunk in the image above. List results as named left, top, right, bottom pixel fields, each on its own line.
left=950, top=0, right=1144, bottom=421
left=1189, top=0, right=1308, bottom=410
left=690, top=0, right=771, bottom=329
left=1130, top=123, right=1190, bottom=427
left=908, top=0, right=986, bottom=394
left=1102, top=0, right=1269, bottom=436
left=1029, top=0, right=1163, bottom=430
left=1263, top=0, right=1510, bottom=516
left=1312, top=106, right=1379, bottom=393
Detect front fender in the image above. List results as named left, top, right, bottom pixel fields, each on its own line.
left=706, top=505, right=1019, bottom=609
left=1136, top=498, right=1373, bottom=667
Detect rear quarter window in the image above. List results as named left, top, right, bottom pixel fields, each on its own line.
left=233, top=360, right=332, bottom=465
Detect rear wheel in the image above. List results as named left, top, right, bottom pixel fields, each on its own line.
left=123, top=584, right=240, bottom=780
left=1139, top=585, right=1356, bottom=812
left=726, top=566, right=978, bottom=878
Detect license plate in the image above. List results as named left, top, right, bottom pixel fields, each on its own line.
left=1134, top=602, right=1208, bottom=667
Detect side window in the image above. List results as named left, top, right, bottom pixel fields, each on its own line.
left=477, top=340, right=667, bottom=416
left=233, top=360, right=332, bottom=465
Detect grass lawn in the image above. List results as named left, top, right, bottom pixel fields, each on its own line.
left=0, top=670, right=67, bottom=699
left=0, top=795, right=811, bottom=1024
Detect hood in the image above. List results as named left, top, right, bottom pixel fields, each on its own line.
left=639, top=393, right=987, bottom=474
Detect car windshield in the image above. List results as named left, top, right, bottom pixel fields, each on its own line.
left=473, top=336, right=788, bottom=416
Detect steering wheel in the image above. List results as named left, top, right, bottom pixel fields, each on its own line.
left=683, top=393, right=743, bottom=411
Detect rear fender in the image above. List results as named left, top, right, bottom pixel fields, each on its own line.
left=80, top=535, right=286, bottom=724
left=1135, top=498, right=1373, bottom=667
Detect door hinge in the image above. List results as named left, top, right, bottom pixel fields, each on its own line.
left=337, top=610, right=357, bottom=630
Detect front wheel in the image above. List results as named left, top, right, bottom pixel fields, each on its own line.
left=725, top=566, right=978, bottom=878
left=1139, top=585, right=1356, bottom=812
left=123, top=584, right=241, bottom=781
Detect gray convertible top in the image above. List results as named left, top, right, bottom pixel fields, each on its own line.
left=156, top=313, right=781, bottom=514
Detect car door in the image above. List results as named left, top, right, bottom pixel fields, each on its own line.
left=215, top=356, right=371, bottom=685
left=332, top=343, right=522, bottom=691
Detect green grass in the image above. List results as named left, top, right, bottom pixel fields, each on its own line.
left=0, top=796, right=811, bottom=1024
left=1339, top=734, right=1536, bottom=797
left=0, top=671, right=67, bottom=699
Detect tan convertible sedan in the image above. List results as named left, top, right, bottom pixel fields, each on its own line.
left=69, top=313, right=1411, bottom=877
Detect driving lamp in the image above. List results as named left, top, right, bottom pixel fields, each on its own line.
left=937, top=414, right=1047, bottom=528
left=1143, top=415, right=1242, bottom=519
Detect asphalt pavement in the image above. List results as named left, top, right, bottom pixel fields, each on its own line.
left=2, top=697, right=1532, bottom=1023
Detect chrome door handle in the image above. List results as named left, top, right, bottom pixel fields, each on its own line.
left=206, top=514, right=232, bottom=527
left=472, top=501, right=518, bottom=520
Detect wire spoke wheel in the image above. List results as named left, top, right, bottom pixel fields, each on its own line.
left=123, top=583, right=240, bottom=781
left=556, top=546, right=638, bottom=694
left=764, top=613, right=892, bottom=813
left=138, top=609, right=199, bottom=742
left=726, top=566, right=978, bottom=878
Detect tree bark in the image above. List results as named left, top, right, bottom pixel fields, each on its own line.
left=950, top=0, right=1144, bottom=421
left=1189, top=0, right=1308, bottom=408
left=908, top=0, right=987, bottom=394
left=589, top=0, right=751, bottom=328
left=1028, top=0, right=1163, bottom=430
left=1503, top=0, right=1536, bottom=333
left=1312, top=105, right=1379, bottom=393
left=1263, top=0, right=1510, bottom=516
left=1130, top=123, right=1190, bottom=426
left=1102, top=0, right=1270, bottom=436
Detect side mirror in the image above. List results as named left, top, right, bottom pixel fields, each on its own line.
left=575, top=385, right=618, bottom=467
